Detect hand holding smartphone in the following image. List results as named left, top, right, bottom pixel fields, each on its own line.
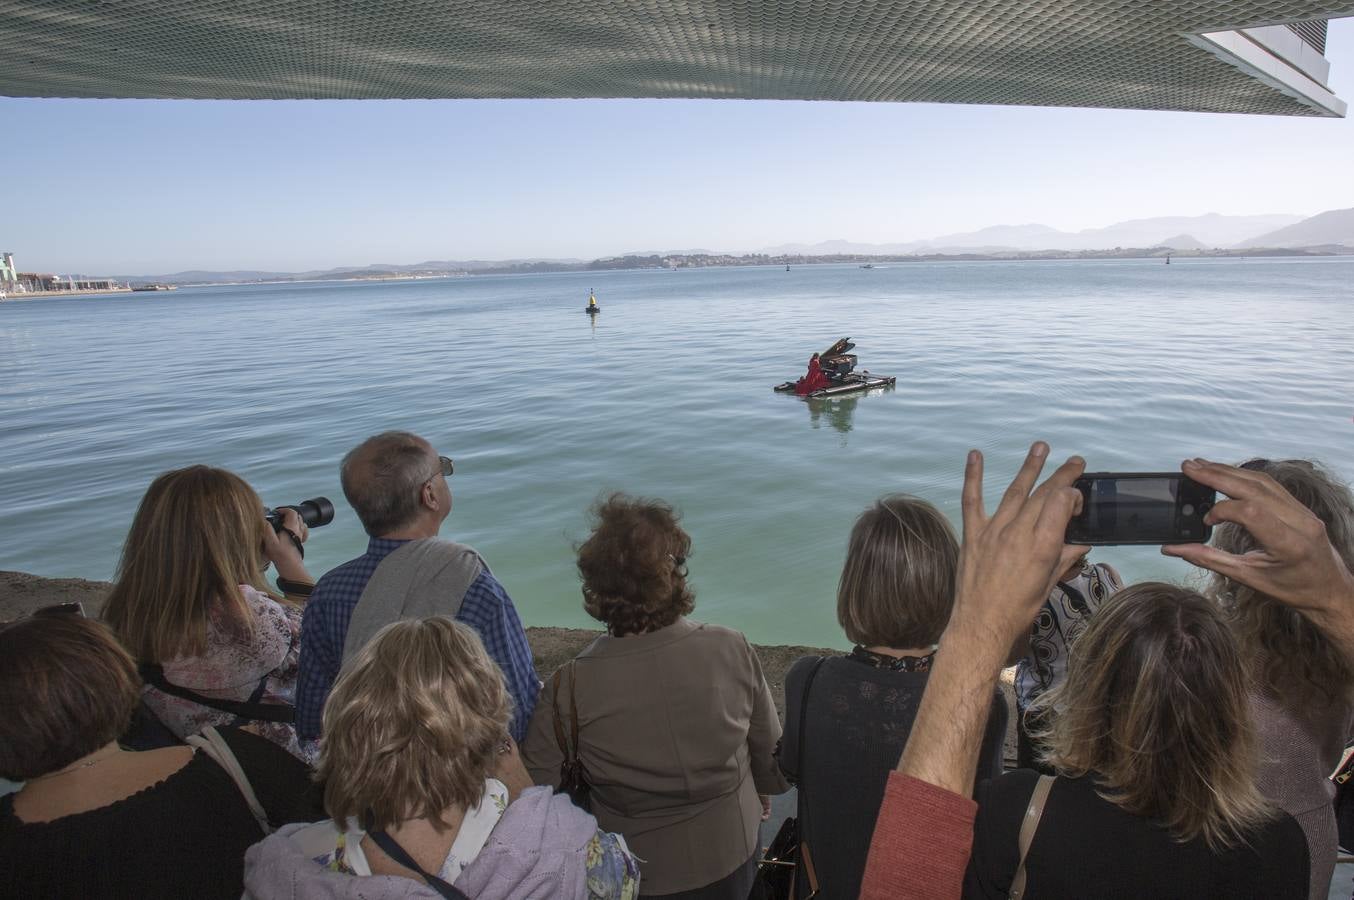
left=1065, top=473, right=1216, bottom=546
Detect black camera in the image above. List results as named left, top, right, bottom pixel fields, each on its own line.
left=264, top=497, right=335, bottom=531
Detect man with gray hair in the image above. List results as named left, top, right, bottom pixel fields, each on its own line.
left=295, top=431, right=539, bottom=743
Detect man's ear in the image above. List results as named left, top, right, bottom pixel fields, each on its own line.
left=420, top=480, right=438, bottom=510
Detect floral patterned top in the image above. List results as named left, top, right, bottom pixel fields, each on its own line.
left=142, top=584, right=315, bottom=763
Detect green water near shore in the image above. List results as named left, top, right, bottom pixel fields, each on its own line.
left=2, top=258, right=1351, bottom=647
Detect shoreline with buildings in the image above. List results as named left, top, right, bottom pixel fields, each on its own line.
left=7, top=244, right=1353, bottom=295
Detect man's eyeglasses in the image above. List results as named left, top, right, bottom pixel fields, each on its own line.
left=432, top=456, right=454, bottom=479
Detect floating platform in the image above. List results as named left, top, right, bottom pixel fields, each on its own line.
left=774, top=371, right=896, bottom=398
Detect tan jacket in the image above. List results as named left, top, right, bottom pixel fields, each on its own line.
left=522, top=617, right=789, bottom=895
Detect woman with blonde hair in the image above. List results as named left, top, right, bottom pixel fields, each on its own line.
left=242, top=616, right=639, bottom=899
left=1208, top=458, right=1354, bottom=899
left=777, top=494, right=1007, bottom=900
left=522, top=493, right=787, bottom=899
left=103, top=465, right=315, bottom=759
left=963, top=583, right=1309, bottom=898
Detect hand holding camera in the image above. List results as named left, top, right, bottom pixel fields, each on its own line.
left=261, top=496, right=334, bottom=588
left=1163, top=459, right=1354, bottom=649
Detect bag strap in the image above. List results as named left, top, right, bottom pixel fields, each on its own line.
left=793, top=657, right=828, bottom=898
left=140, top=663, right=296, bottom=724
left=795, top=657, right=827, bottom=783
left=568, top=658, right=581, bottom=752
left=367, top=829, right=470, bottom=900
left=1008, top=774, right=1055, bottom=900
left=185, top=726, right=272, bottom=835
left=550, top=665, right=576, bottom=764
left=800, top=841, right=821, bottom=899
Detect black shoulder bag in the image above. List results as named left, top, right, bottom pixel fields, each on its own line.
left=749, top=656, right=826, bottom=900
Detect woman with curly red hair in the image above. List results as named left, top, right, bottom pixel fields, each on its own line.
left=522, top=493, right=788, bottom=899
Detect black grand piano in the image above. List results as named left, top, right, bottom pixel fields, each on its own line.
left=774, top=337, right=896, bottom=398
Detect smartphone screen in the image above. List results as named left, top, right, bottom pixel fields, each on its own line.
left=1066, top=473, right=1215, bottom=546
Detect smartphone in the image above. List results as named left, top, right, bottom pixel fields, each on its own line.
left=1065, top=473, right=1216, bottom=546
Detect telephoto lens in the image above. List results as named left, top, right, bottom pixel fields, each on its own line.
left=264, top=497, right=335, bottom=531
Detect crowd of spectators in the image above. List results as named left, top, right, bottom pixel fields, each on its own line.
left=2, top=431, right=1353, bottom=900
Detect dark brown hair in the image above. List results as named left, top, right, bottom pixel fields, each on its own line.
left=0, top=616, right=142, bottom=780
left=577, top=493, right=694, bottom=637
left=1033, top=583, right=1270, bottom=850
left=1209, top=458, right=1354, bottom=708
left=837, top=494, right=959, bottom=648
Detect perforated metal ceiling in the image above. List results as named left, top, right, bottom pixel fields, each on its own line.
left=1, top=1, right=1349, bottom=114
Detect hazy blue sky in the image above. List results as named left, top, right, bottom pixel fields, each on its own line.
left=5, top=18, right=1354, bottom=274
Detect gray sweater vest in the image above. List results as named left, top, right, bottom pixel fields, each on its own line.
left=341, top=538, right=485, bottom=664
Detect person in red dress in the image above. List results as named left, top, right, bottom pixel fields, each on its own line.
left=795, top=353, right=833, bottom=396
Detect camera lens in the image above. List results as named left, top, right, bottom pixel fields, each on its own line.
left=294, top=497, right=335, bottom=528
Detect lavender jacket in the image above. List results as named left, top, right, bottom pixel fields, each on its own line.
left=241, top=787, right=639, bottom=900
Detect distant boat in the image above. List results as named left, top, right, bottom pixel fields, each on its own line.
left=859, top=264, right=874, bottom=269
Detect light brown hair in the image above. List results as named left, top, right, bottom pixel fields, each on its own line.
left=837, top=494, right=959, bottom=648
left=316, top=617, right=512, bottom=832
left=577, top=493, right=694, bottom=637
left=1210, top=458, right=1354, bottom=707
left=341, top=431, right=437, bottom=537
left=1033, top=582, right=1271, bottom=850
left=103, top=465, right=272, bottom=662
left=0, top=616, right=141, bottom=780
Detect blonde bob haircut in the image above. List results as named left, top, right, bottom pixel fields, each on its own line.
left=103, top=465, right=273, bottom=663
left=1031, top=582, right=1272, bottom=851
left=1210, top=458, right=1354, bottom=708
left=837, top=494, right=959, bottom=648
left=316, top=617, right=512, bottom=832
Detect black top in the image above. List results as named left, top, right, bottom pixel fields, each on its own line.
left=964, top=769, right=1310, bottom=899
left=0, top=727, right=322, bottom=900
left=778, top=654, right=1008, bottom=900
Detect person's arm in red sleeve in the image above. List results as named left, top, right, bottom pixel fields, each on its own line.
left=861, top=442, right=1086, bottom=900
left=860, top=773, right=978, bottom=900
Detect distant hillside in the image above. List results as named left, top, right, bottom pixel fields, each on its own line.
left=108, top=258, right=587, bottom=284
left=761, top=213, right=1303, bottom=255
left=1157, top=234, right=1208, bottom=250
left=1074, top=213, right=1301, bottom=250
left=1239, top=208, right=1354, bottom=249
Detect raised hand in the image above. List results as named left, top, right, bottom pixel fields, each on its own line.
left=950, top=442, right=1086, bottom=647
left=1163, top=458, right=1354, bottom=655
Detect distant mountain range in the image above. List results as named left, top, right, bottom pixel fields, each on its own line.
left=102, top=257, right=587, bottom=285
left=1236, top=208, right=1354, bottom=249
left=760, top=212, right=1324, bottom=255
left=79, top=208, right=1354, bottom=284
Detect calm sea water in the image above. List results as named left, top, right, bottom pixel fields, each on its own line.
left=1, top=258, right=1351, bottom=647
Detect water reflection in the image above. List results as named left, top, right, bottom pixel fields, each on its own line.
left=807, top=394, right=857, bottom=437
left=804, top=384, right=896, bottom=440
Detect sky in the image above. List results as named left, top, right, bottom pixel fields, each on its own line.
left=4, top=17, right=1354, bottom=274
